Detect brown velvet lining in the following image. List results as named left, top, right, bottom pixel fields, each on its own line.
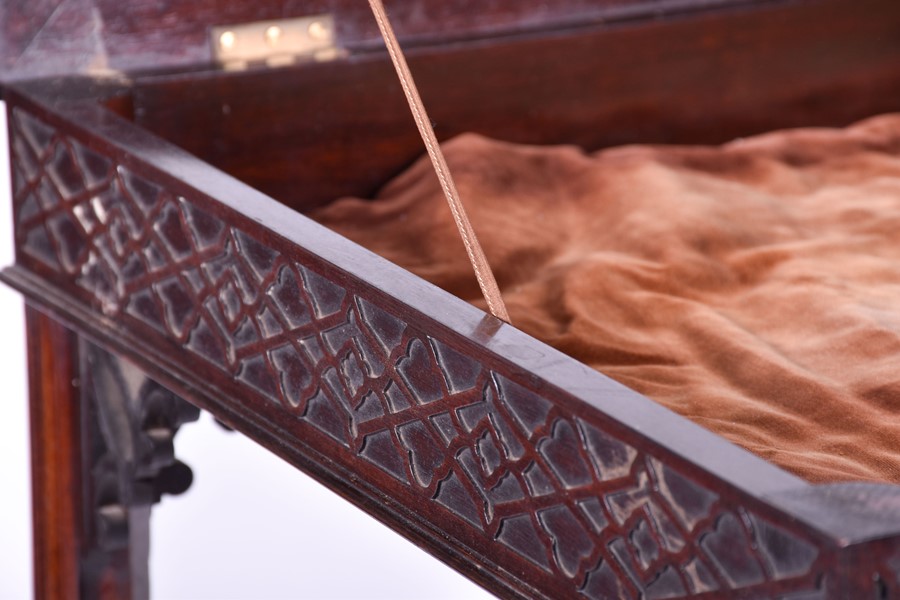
left=311, top=115, right=900, bottom=484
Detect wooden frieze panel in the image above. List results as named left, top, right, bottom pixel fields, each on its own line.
left=6, top=99, right=900, bottom=598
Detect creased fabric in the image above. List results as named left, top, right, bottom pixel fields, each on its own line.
left=311, top=115, right=900, bottom=483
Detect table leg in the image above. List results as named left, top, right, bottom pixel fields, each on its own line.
left=27, top=306, right=82, bottom=599
left=26, top=306, right=199, bottom=599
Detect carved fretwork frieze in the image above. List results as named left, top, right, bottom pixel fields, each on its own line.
left=9, top=105, right=900, bottom=598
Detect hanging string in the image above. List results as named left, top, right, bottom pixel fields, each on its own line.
left=366, top=0, right=511, bottom=324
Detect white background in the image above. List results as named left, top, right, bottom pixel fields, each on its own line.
left=0, top=101, right=492, bottom=599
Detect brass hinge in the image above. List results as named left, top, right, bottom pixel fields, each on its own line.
left=211, top=15, right=345, bottom=70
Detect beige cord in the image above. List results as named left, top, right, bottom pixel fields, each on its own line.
left=367, top=0, right=511, bottom=323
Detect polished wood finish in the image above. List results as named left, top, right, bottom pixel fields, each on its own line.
left=5, top=76, right=900, bottom=597
left=4, top=0, right=900, bottom=597
left=131, top=0, right=900, bottom=210
left=23, top=305, right=198, bottom=599
left=1, top=0, right=764, bottom=81
left=26, top=306, right=82, bottom=599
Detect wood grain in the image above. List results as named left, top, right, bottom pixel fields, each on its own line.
left=4, top=79, right=900, bottom=596
left=1, top=0, right=766, bottom=80
left=4, top=0, right=900, bottom=596
left=25, top=305, right=82, bottom=600
left=132, top=0, right=900, bottom=211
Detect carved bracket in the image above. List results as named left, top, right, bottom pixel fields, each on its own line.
left=80, top=341, right=199, bottom=597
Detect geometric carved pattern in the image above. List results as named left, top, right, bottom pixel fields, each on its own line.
left=11, top=107, right=831, bottom=597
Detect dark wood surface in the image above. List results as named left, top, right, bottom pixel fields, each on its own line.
left=26, top=306, right=82, bottom=600
left=131, top=0, right=900, bottom=210
left=4, top=0, right=900, bottom=597
left=23, top=304, right=198, bottom=599
left=1, top=0, right=769, bottom=82
left=5, top=70, right=900, bottom=597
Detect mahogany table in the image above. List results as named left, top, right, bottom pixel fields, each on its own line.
left=3, top=1, right=900, bottom=598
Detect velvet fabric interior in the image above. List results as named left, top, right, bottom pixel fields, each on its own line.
left=310, top=115, right=900, bottom=484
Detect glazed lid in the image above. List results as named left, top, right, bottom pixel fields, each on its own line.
left=0, top=0, right=751, bottom=82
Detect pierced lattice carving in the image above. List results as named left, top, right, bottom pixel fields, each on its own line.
left=11, top=107, right=841, bottom=598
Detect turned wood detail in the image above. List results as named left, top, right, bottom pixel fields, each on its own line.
left=11, top=104, right=900, bottom=598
